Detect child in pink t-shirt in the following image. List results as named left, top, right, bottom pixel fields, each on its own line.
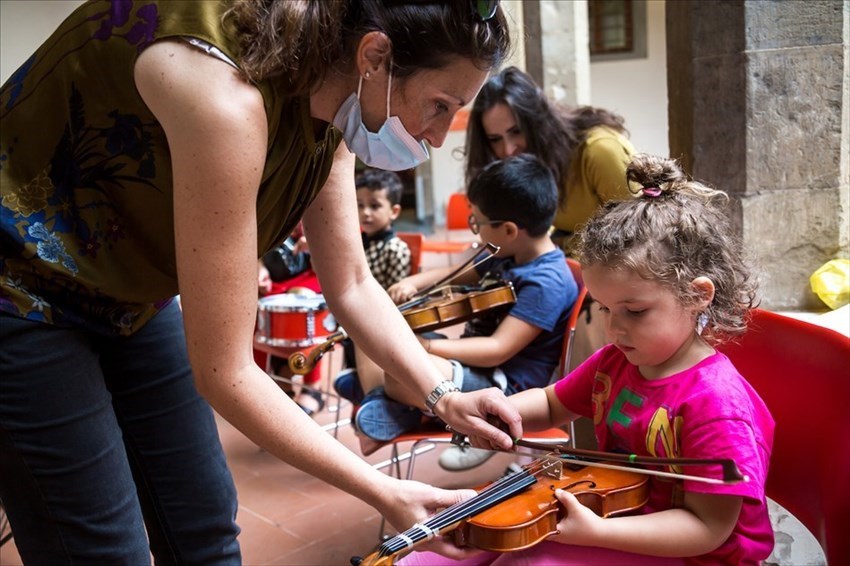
left=398, top=154, right=774, bottom=565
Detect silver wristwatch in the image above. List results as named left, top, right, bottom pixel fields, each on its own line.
left=424, top=380, right=460, bottom=413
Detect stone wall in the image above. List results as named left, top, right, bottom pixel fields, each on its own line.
left=667, top=0, right=849, bottom=310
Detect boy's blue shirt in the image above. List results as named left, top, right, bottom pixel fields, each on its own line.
left=470, top=248, right=577, bottom=391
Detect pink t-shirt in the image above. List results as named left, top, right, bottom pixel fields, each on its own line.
left=554, top=345, right=775, bottom=565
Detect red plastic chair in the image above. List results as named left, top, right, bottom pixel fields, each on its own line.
left=557, top=258, right=588, bottom=378
left=717, top=309, right=850, bottom=565
left=421, top=192, right=479, bottom=257
left=396, top=231, right=424, bottom=275
left=554, top=258, right=589, bottom=449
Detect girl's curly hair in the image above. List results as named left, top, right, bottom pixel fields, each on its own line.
left=577, top=154, right=759, bottom=344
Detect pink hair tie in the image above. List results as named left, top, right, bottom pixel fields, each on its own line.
left=642, top=186, right=662, bottom=198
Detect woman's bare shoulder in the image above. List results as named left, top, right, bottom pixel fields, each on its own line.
left=134, top=39, right=265, bottom=132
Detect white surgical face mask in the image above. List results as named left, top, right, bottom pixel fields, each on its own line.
left=332, top=72, right=429, bottom=171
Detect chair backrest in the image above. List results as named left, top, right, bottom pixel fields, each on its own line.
left=396, top=231, right=423, bottom=275
left=446, top=192, right=472, bottom=231
left=557, top=258, right=589, bottom=377
left=717, top=309, right=850, bottom=565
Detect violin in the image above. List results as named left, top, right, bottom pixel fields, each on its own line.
left=287, top=281, right=514, bottom=374
left=352, top=434, right=747, bottom=565
left=352, top=457, right=648, bottom=565
left=458, top=461, right=647, bottom=552
left=288, top=243, right=512, bottom=375
left=398, top=281, right=516, bottom=333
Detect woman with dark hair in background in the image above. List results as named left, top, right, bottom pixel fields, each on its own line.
left=464, top=66, right=635, bottom=256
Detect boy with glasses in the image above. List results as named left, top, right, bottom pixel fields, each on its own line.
left=348, top=154, right=578, bottom=470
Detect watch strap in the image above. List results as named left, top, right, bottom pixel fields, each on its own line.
left=424, top=380, right=460, bottom=413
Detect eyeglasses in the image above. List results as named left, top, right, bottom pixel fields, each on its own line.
left=473, top=0, right=499, bottom=21
left=468, top=213, right=504, bottom=235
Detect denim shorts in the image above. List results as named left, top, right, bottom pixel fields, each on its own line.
left=450, top=360, right=517, bottom=396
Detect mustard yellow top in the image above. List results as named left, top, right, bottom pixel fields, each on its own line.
left=553, top=126, right=635, bottom=253
left=0, top=0, right=341, bottom=334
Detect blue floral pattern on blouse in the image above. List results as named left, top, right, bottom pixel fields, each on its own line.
left=1, top=1, right=164, bottom=333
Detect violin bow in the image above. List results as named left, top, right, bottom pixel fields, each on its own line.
left=398, top=243, right=500, bottom=312
left=450, top=432, right=747, bottom=485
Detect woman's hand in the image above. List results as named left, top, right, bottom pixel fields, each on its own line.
left=434, top=388, right=522, bottom=451
left=376, top=479, right=483, bottom=560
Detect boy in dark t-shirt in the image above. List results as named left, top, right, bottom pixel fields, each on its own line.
left=348, top=155, right=578, bottom=470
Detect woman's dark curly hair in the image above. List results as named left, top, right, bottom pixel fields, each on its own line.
left=224, top=0, right=511, bottom=92
left=463, top=66, right=626, bottom=205
left=577, top=154, right=759, bottom=344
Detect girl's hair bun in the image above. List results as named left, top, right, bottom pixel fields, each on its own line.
left=626, top=154, right=687, bottom=197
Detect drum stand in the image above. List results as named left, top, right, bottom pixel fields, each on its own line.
left=253, top=340, right=350, bottom=438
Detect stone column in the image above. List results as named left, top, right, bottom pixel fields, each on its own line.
left=667, top=0, right=850, bottom=310
left=523, top=0, right=591, bottom=106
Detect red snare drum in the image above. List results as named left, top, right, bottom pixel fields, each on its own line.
left=256, top=294, right=336, bottom=348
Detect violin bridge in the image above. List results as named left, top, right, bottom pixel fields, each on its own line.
left=540, top=457, right=564, bottom=479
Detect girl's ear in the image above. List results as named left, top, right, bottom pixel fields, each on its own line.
left=691, top=276, right=715, bottom=309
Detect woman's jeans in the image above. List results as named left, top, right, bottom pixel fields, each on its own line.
left=0, top=302, right=240, bottom=564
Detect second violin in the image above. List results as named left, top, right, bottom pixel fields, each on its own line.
left=288, top=243, right=511, bottom=375
left=398, top=281, right=516, bottom=333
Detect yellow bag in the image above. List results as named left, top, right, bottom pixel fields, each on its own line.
left=810, top=259, right=850, bottom=310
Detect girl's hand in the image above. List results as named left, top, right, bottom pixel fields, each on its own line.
left=550, top=488, right=604, bottom=547
left=388, top=280, right=418, bottom=304
left=376, top=479, right=483, bottom=560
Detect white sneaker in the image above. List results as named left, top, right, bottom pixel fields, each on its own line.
left=438, top=446, right=495, bottom=471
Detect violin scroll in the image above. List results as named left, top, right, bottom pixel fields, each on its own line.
left=287, top=329, right=348, bottom=375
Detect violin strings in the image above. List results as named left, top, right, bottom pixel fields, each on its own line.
left=378, top=456, right=570, bottom=556
left=402, top=243, right=499, bottom=306
left=379, top=470, right=532, bottom=554
left=378, top=467, right=537, bottom=556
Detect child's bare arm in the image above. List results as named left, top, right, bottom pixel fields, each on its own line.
left=508, top=385, right=577, bottom=430
left=552, top=488, right=742, bottom=557
left=387, top=264, right=478, bottom=304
